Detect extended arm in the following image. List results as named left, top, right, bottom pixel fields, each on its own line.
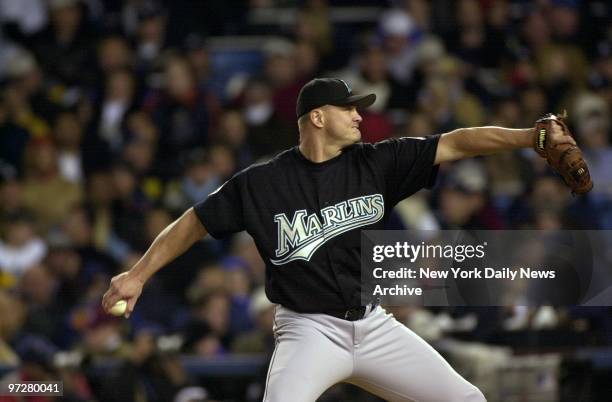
left=102, top=207, right=207, bottom=317
left=434, top=126, right=575, bottom=165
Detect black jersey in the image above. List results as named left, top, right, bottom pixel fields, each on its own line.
left=194, top=135, right=440, bottom=312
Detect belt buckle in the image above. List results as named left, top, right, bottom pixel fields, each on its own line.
left=344, top=307, right=363, bottom=321
left=343, top=309, right=353, bottom=320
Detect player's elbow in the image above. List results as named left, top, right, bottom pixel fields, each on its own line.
left=435, top=131, right=471, bottom=164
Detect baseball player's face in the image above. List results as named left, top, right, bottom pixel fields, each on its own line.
left=324, top=105, right=363, bottom=146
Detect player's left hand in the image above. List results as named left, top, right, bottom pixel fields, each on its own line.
left=533, top=112, right=593, bottom=194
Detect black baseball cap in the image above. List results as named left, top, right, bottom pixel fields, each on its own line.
left=296, top=78, right=376, bottom=118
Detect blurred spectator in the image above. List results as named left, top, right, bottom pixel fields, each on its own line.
left=222, top=256, right=254, bottom=334
left=517, top=84, right=549, bottom=127
left=4, top=49, right=58, bottom=123
left=70, top=304, right=128, bottom=362
left=0, top=97, right=31, bottom=176
left=98, top=327, right=202, bottom=402
left=241, top=79, right=295, bottom=159
left=378, top=8, right=419, bottom=84
left=164, top=149, right=221, bottom=215
left=28, top=0, right=96, bottom=89
left=143, top=53, right=216, bottom=177
left=108, top=161, right=150, bottom=257
left=230, top=233, right=266, bottom=287
left=60, top=203, right=117, bottom=279
left=294, top=40, right=321, bottom=82
left=183, top=290, right=231, bottom=357
left=214, top=109, right=253, bottom=169
left=187, top=264, right=227, bottom=308
left=438, top=160, right=504, bottom=229
left=294, top=0, right=333, bottom=65
left=18, top=264, right=64, bottom=344
left=96, top=68, right=138, bottom=154
left=183, top=34, right=214, bottom=90
left=21, top=138, right=83, bottom=233
left=446, top=0, right=507, bottom=70
left=263, top=39, right=305, bottom=125
left=0, top=333, right=93, bottom=401
left=84, top=169, right=114, bottom=250
left=132, top=0, right=168, bottom=73
left=96, top=34, right=134, bottom=76
left=508, top=175, right=574, bottom=229
left=209, top=143, right=237, bottom=181
left=349, top=44, right=412, bottom=113
left=0, top=211, right=47, bottom=280
left=590, top=40, right=612, bottom=103
left=0, top=335, right=58, bottom=402
left=53, top=110, right=84, bottom=184
left=45, top=243, right=89, bottom=312
left=573, top=92, right=612, bottom=196
left=418, top=56, right=485, bottom=131
left=0, top=166, right=27, bottom=231
left=0, top=0, right=47, bottom=36
left=0, top=290, right=25, bottom=364
left=232, top=287, right=275, bottom=354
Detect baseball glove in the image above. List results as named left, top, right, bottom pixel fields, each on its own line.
left=534, top=112, right=593, bottom=195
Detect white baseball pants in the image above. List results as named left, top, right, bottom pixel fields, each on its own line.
left=263, top=305, right=486, bottom=402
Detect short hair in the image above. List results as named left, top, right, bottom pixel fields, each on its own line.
left=297, top=113, right=310, bottom=131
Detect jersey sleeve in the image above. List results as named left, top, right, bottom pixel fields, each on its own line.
left=372, top=134, right=440, bottom=206
left=193, top=174, right=245, bottom=239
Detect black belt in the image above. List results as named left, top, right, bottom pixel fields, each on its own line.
left=323, top=301, right=379, bottom=321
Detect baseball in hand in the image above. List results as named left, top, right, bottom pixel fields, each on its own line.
left=110, top=300, right=127, bottom=316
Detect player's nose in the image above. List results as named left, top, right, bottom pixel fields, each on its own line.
left=353, top=110, right=363, bottom=123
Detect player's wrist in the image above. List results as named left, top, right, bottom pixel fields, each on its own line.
left=126, top=266, right=149, bottom=285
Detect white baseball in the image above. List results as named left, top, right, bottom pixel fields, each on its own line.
left=110, top=300, right=128, bottom=316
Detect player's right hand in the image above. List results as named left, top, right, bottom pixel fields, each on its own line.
left=102, top=271, right=145, bottom=318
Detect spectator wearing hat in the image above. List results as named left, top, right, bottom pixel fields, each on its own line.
left=437, top=160, right=505, bottom=230
left=378, top=8, right=420, bottom=84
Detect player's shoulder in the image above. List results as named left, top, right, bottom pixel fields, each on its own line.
left=361, top=135, right=436, bottom=151
left=232, top=147, right=297, bottom=179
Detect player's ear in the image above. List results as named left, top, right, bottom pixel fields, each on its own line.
left=311, top=109, right=324, bottom=128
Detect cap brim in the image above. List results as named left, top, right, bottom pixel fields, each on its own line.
left=332, top=93, right=376, bottom=110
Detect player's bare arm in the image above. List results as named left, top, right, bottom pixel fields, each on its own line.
left=434, top=124, right=575, bottom=164
left=102, top=207, right=207, bottom=317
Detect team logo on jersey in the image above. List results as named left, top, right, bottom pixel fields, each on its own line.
left=271, top=194, right=384, bottom=265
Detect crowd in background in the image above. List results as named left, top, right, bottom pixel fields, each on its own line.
left=0, top=0, right=611, bottom=401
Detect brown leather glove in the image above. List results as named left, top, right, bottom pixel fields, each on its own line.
left=534, top=112, right=593, bottom=195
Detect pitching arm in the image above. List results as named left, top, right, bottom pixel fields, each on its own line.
left=102, top=207, right=207, bottom=317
